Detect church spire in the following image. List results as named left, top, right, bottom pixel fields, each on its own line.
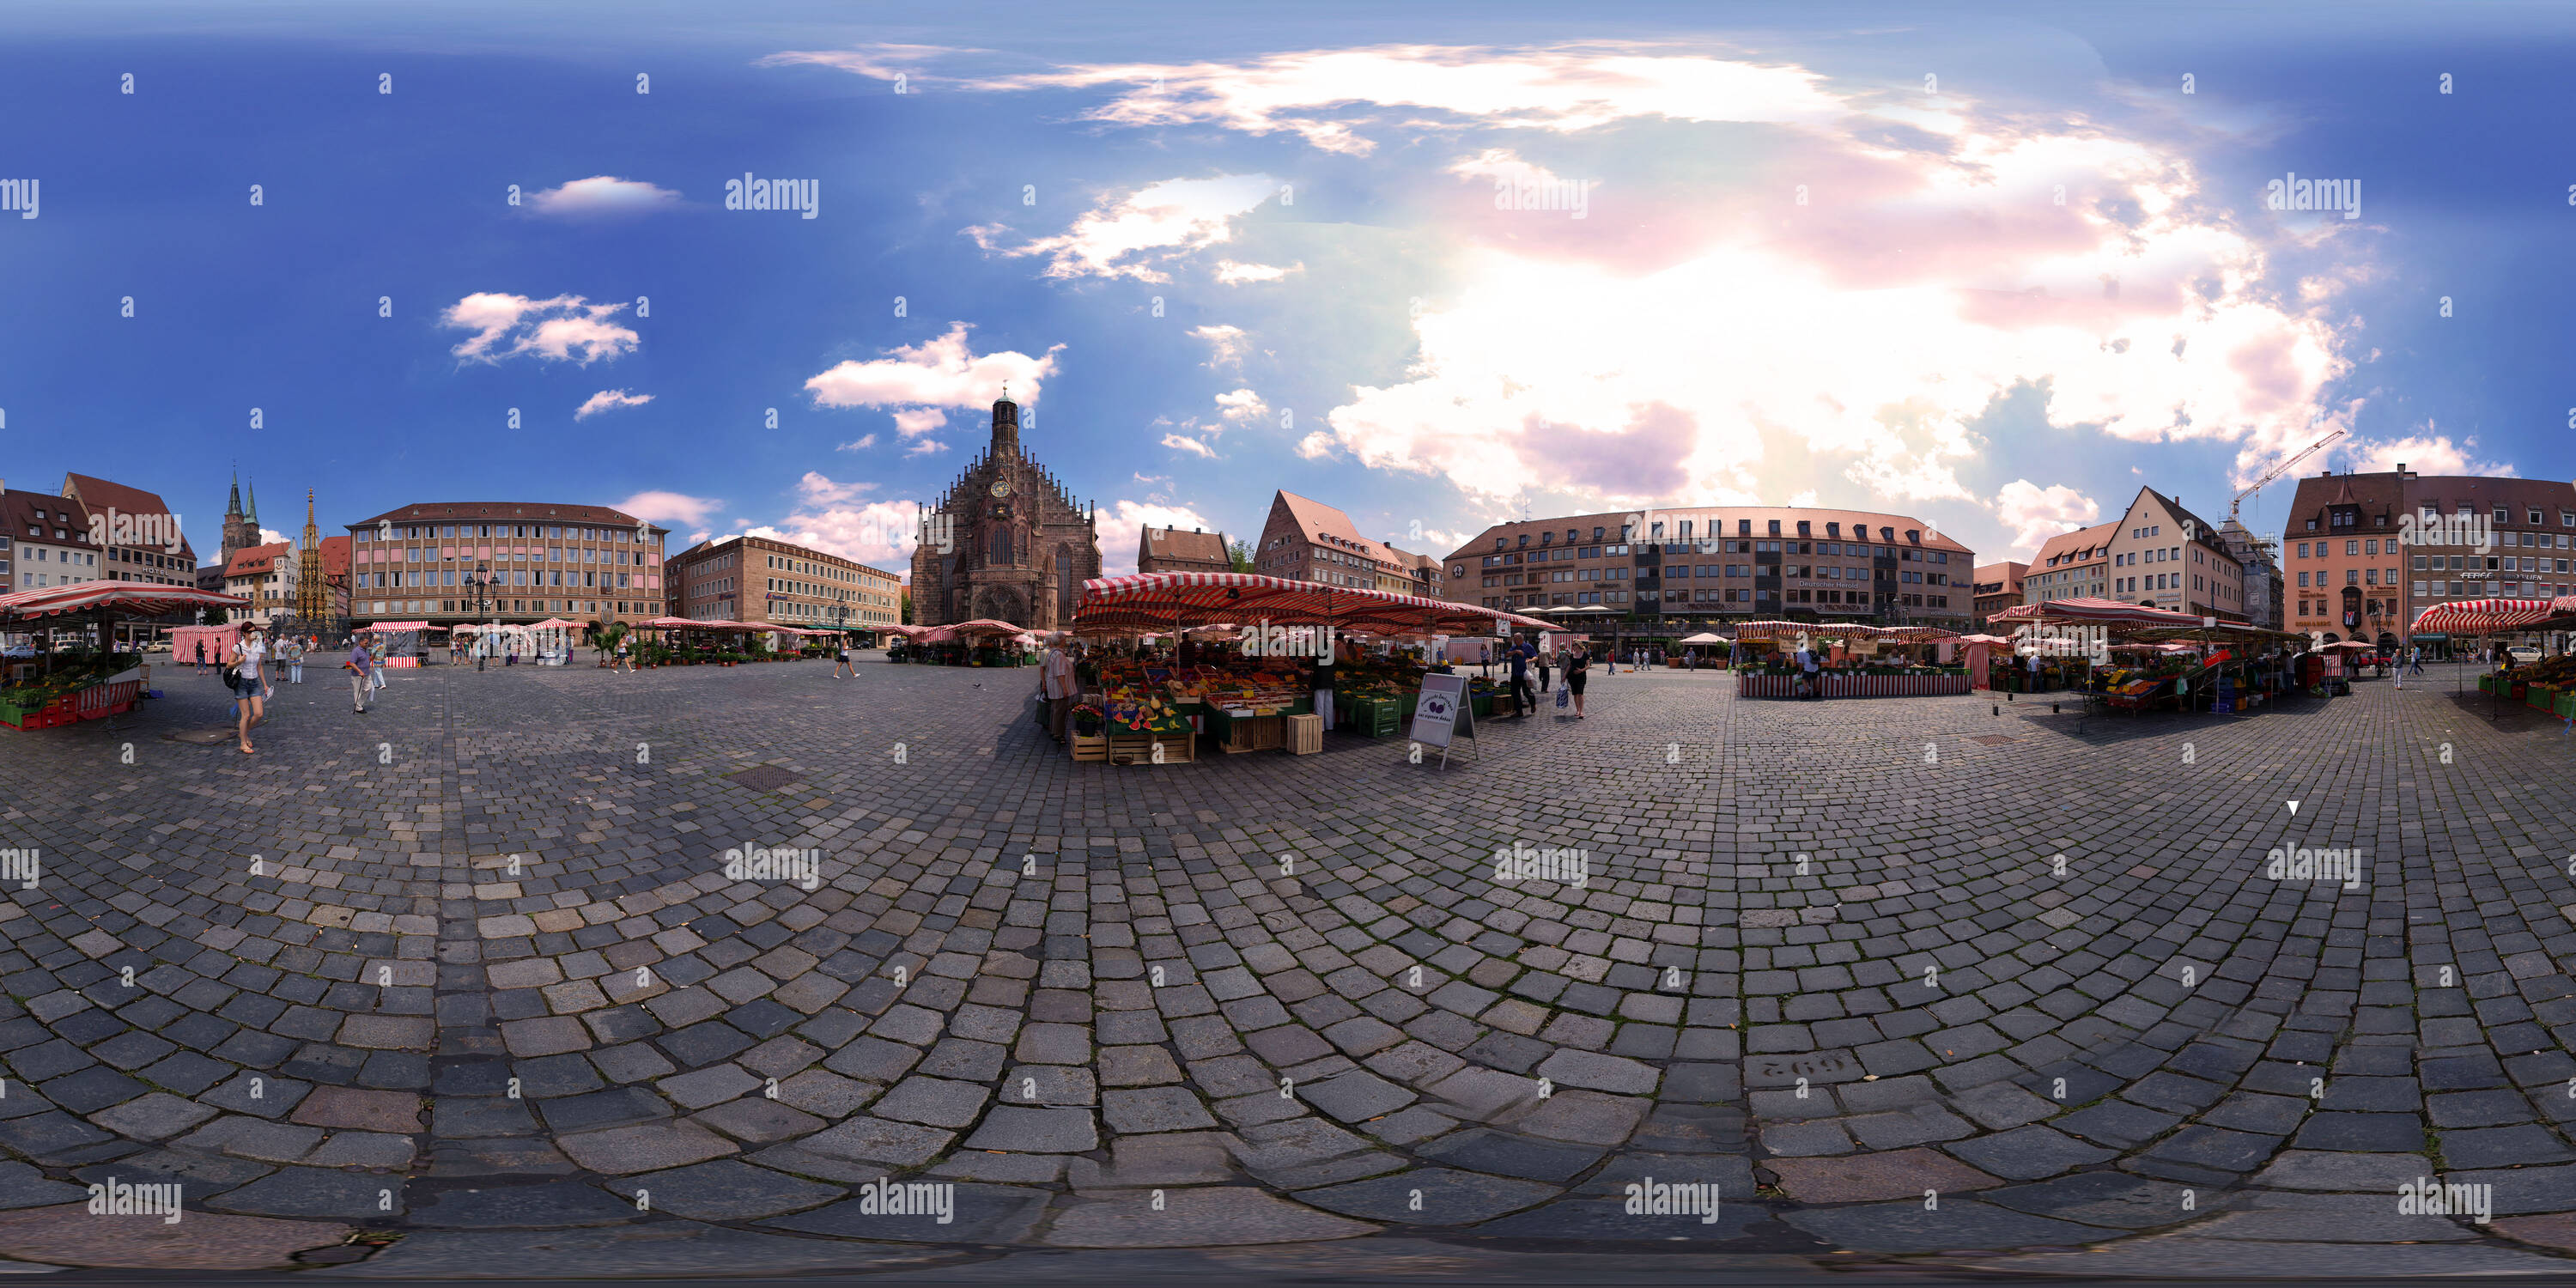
left=246, top=478, right=258, bottom=526
left=227, top=470, right=242, bottom=519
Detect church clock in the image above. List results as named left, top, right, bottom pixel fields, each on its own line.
left=990, top=478, right=1012, bottom=498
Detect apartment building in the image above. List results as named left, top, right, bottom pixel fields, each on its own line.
left=1972, top=562, right=2028, bottom=627
left=2022, top=522, right=2115, bottom=605
left=1441, top=506, right=1974, bottom=625
left=2284, top=466, right=2576, bottom=646
left=2104, top=487, right=2248, bottom=623
left=1250, top=491, right=1443, bottom=598
left=665, top=533, right=902, bottom=632
left=347, top=501, right=669, bottom=628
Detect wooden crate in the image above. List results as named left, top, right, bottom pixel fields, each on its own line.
left=1218, top=714, right=1285, bottom=754
left=1286, top=713, right=1323, bottom=755
left=1068, top=734, right=1109, bottom=762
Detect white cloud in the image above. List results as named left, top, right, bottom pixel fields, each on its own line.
left=892, top=408, right=948, bottom=437
left=1214, top=388, right=1270, bottom=426
left=2344, top=427, right=2513, bottom=478
left=772, top=43, right=1844, bottom=156
left=1096, top=499, right=1217, bottom=576
left=1161, top=433, right=1218, bottom=459
left=1214, top=259, right=1298, bottom=284
left=836, top=434, right=878, bottom=451
left=1133, top=472, right=1170, bottom=485
left=1189, top=324, right=1252, bottom=370
left=1994, top=481, right=2102, bottom=552
left=1295, top=431, right=1339, bottom=460
left=442, top=294, right=640, bottom=365
left=528, top=176, right=683, bottom=217
left=1308, top=124, right=2350, bottom=514
left=805, top=324, right=1060, bottom=416
left=968, top=174, right=1276, bottom=282
left=905, top=440, right=949, bottom=457
left=258, top=527, right=288, bottom=546
left=796, top=472, right=874, bottom=506
left=574, top=389, right=654, bottom=420
left=743, top=499, right=932, bottom=571
left=613, top=490, right=722, bottom=529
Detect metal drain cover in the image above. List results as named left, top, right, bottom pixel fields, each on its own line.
left=728, top=764, right=802, bottom=793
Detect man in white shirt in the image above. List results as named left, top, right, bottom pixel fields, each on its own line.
left=1039, top=643, right=1078, bottom=742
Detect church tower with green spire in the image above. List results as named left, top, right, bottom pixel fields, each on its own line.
left=221, top=469, right=262, bottom=564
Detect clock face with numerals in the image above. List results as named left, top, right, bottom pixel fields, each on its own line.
left=990, top=479, right=1011, bottom=498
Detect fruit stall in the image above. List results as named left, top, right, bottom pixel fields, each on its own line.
left=1060, top=571, right=1555, bottom=765
left=0, top=582, right=248, bottom=732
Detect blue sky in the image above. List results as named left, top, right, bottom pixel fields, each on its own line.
left=3, top=0, right=2573, bottom=576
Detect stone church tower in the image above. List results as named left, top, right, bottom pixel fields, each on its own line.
left=910, top=395, right=1102, bottom=629
left=221, top=471, right=263, bottom=564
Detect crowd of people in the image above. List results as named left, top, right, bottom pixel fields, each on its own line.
left=204, top=624, right=393, bottom=756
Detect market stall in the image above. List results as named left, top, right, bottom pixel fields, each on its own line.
left=1728, top=621, right=1968, bottom=697
left=2414, top=598, right=2576, bottom=720
left=0, top=583, right=246, bottom=729
left=1066, top=572, right=1551, bottom=761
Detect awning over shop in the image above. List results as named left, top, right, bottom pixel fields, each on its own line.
left=1075, top=572, right=1556, bottom=636
left=2409, top=598, right=2571, bottom=636
left=1988, top=597, right=2207, bottom=629
left=0, top=583, right=246, bottom=622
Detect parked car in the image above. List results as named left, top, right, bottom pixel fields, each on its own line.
left=2508, top=645, right=2544, bottom=666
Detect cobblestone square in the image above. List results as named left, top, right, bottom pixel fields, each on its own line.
left=3, top=654, right=2574, bottom=1276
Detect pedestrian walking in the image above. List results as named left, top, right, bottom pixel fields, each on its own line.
left=348, top=635, right=375, bottom=714
left=1039, top=641, right=1077, bottom=742
left=1312, top=635, right=1340, bottom=729
left=228, top=623, right=268, bottom=756
left=1800, top=642, right=1822, bottom=700
left=1535, top=648, right=1552, bottom=694
left=193, top=638, right=208, bottom=676
left=1508, top=638, right=1535, bottom=717
left=285, top=636, right=306, bottom=684
left=371, top=638, right=389, bottom=692
left=1566, top=642, right=1590, bottom=718
left=834, top=637, right=856, bottom=679
left=616, top=636, right=635, bottom=673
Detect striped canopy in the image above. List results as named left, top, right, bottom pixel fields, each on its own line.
left=0, top=582, right=247, bottom=622
left=1731, top=620, right=1961, bottom=641
left=1076, top=571, right=1556, bottom=635
left=947, top=619, right=1027, bottom=638
left=1989, top=597, right=2206, bottom=628
left=2409, top=598, right=2564, bottom=636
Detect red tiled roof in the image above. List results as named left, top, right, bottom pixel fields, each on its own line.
left=1141, top=526, right=1230, bottom=564
left=319, top=535, right=350, bottom=579
left=2031, top=521, right=2118, bottom=568
left=61, top=474, right=195, bottom=559
left=348, top=501, right=665, bottom=530
left=2, top=489, right=93, bottom=539
left=224, top=541, right=291, bottom=578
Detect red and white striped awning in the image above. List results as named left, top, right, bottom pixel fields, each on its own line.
left=947, top=619, right=1027, bottom=638
left=1988, top=597, right=2207, bottom=628
left=0, top=582, right=246, bottom=622
left=2409, top=598, right=2565, bottom=636
left=1076, top=572, right=1556, bottom=635
left=1731, top=620, right=1961, bottom=641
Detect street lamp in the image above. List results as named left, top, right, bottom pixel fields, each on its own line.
left=466, top=561, right=492, bottom=671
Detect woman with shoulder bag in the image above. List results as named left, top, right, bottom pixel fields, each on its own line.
left=228, top=623, right=268, bottom=756
left=1566, top=643, right=1590, bottom=717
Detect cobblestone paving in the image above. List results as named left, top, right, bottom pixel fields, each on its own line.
left=3, top=654, right=2575, bottom=1274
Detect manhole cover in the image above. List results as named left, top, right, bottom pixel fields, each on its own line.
left=1972, top=735, right=2017, bottom=745
left=727, top=764, right=801, bottom=793
left=163, top=727, right=237, bottom=745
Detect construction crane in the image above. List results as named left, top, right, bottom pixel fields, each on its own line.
left=2227, top=426, right=2347, bottom=550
